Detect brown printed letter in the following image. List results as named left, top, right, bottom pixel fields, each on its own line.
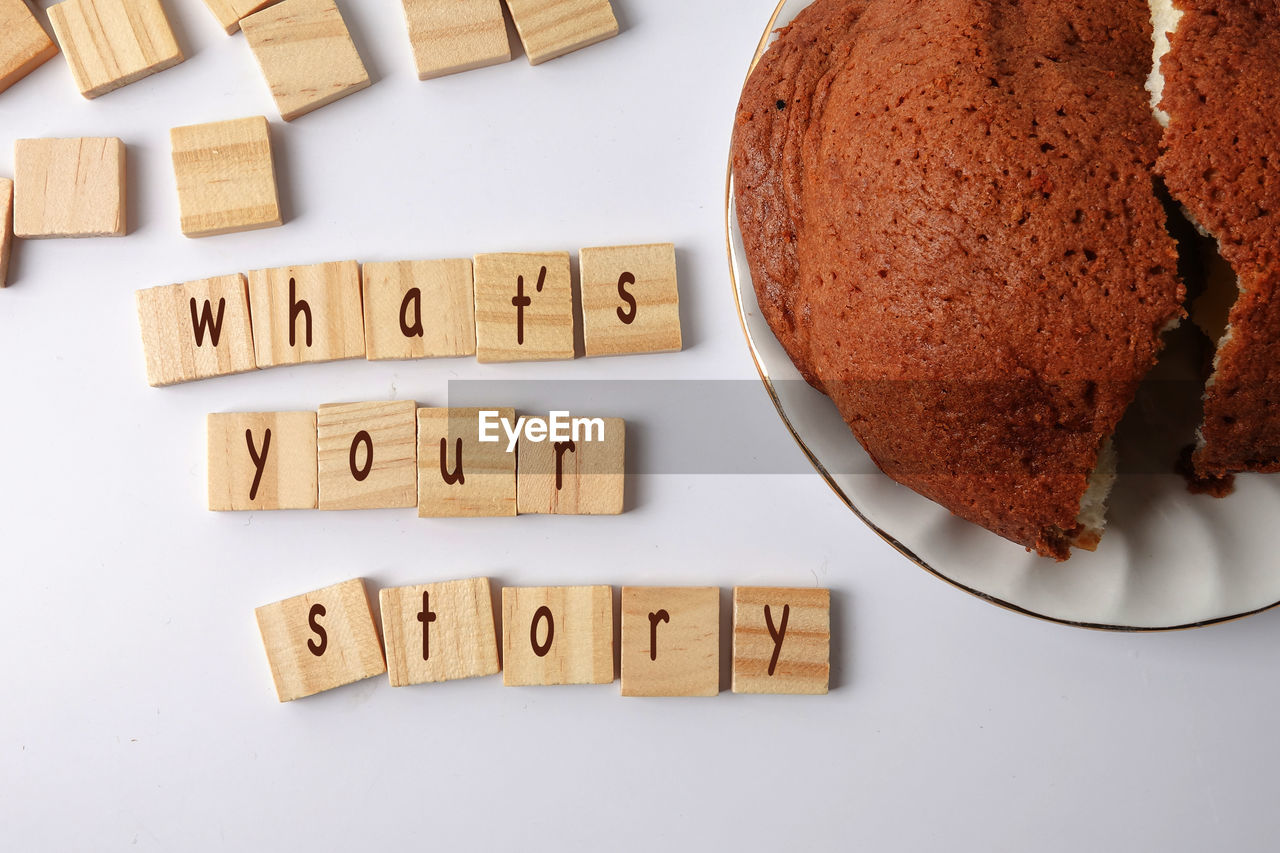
left=440, top=437, right=464, bottom=485
left=308, top=603, right=327, bottom=656
left=418, top=591, right=436, bottom=661
left=246, top=428, right=272, bottom=502
left=349, top=430, right=373, bottom=482
left=400, top=288, right=424, bottom=338
left=288, top=277, right=312, bottom=347
left=531, top=605, right=554, bottom=657
left=189, top=297, right=226, bottom=347
left=764, top=604, right=790, bottom=676
left=616, top=272, right=637, bottom=325
left=647, top=609, right=670, bottom=661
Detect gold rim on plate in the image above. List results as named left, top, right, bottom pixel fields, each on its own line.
left=723, top=0, right=1279, bottom=632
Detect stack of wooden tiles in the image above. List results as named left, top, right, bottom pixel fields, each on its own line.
left=136, top=244, right=681, bottom=386
left=256, top=579, right=832, bottom=701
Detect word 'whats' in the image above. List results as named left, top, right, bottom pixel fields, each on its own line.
left=136, top=243, right=682, bottom=387
left=255, top=578, right=832, bottom=702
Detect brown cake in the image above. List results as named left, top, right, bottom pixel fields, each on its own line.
left=732, top=0, right=1186, bottom=559
left=1153, top=0, right=1280, bottom=478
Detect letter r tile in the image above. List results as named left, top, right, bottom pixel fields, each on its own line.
left=621, top=587, right=719, bottom=697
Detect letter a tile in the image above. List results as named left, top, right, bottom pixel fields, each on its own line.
left=731, top=587, right=829, bottom=695
left=255, top=577, right=386, bottom=702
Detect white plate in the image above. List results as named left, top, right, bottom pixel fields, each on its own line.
left=726, top=0, right=1280, bottom=630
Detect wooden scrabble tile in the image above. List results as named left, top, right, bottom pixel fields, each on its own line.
left=202, top=0, right=282, bottom=34
left=401, top=0, right=510, bottom=80
left=48, top=0, right=184, bottom=99
left=621, top=586, right=719, bottom=697
left=504, top=0, right=617, bottom=65
left=135, top=274, right=256, bottom=386
left=241, top=0, right=371, bottom=122
left=517, top=416, right=624, bottom=515
left=207, top=411, right=317, bottom=511
left=255, top=577, right=386, bottom=702
left=580, top=243, right=681, bottom=357
left=170, top=116, right=282, bottom=238
left=732, top=587, right=830, bottom=695
left=380, top=578, right=500, bottom=687
left=317, top=400, right=417, bottom=510
left=502, top=586, right=613, bottom=686
left=0, top=0, right=59, bottom=95
left=0, top=178, right=11, bottom=289
left=246, top=260, right=365, bottom=367
left=362, top=259, right=476, bottom=360
left=473, top=252, right=573, bottom=362
left=14, top=137, right=125, bottom=238
left=416, top=407, right=516, bottom=517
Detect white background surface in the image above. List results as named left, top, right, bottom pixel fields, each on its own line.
left=1, top=1, right=1277, bottom=849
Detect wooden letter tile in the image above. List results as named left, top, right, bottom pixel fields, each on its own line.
left=580, top=243, right=681, bottom=357
left=473, top=252, right=573, bottom=362
left=0, top=177, right=11, bottom=288
left=416, top=407, right=516, bottom=517
left=517, top=416, right=624, bottom=515
left=202, top=0, right=282, bottom=34
left=362, top=259, right=475, bottom=360
left=207, top=411, right=317, bottom=511
left=621, top=587, right=719, bottom=697
left=622, top=584, right=721, bottom=696
left=318, top=400, right=417, bottom=510
left=171, top=116, right=282, bottom=238
left=246, top=260, right=365, bottom=367
left=14, top=137, right=126, bottom=238
left=380, top=578, right=500, bottom=686
left=502, top=586, right=613, bottom=686
left=732, top=587, right=830, bottom=695
left=255, top=577, right=386, bottom=702
left=48, top=0, right=184, bottom=99
left=0, top=0, right=59, bottom=95
left=241, top=0, right=371, bottom=122
left=401, top=0, right=510, bottom=80
left=504, top=0, right=617, bottom=65
left=135, top=274, right=256, bottom=386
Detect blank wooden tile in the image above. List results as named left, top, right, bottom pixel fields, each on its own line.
left=362, top=259, right=475, bottom=360
left=580, top=243, right=681, bottom=357
left=207, top=411, right=317, bottom=511
left=473, top=252, right=573, bottom=362
left=241, top=0, right=371, bottom=122
left=255, top=577, right=386, bottom=702
left=732, top=587, right=830, bottom=695
left=318, top=400, right=417, bottom=510
left=135, top=274, right=257, bottom=386
left=0, top=0, right=59, bottom=95
left=380, top=578, right=500, bottom=687
left=416, top=407, right=516, bottom=517
left=202, top=0, right=282, bottom=34
left=502, top=586, right=613, bottom=686
left=14, top=137, right=125, bottom=238
left=171, top=116, right=281, bottom=238
left=517, top=416, right=624, bottom=515
left=0, top=178, right=11, bottom=288
left=246, top=260, right=365, bottom=367
left=504, top=0, right=617, bottom=65
left=48, top=0, right=184, bottom=99
left=401, top=0, right=510, bottom=80
left=621, top=586, right=719, bottom=697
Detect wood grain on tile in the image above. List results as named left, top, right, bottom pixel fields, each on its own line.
left=502, top=585, right=613, bottom=686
